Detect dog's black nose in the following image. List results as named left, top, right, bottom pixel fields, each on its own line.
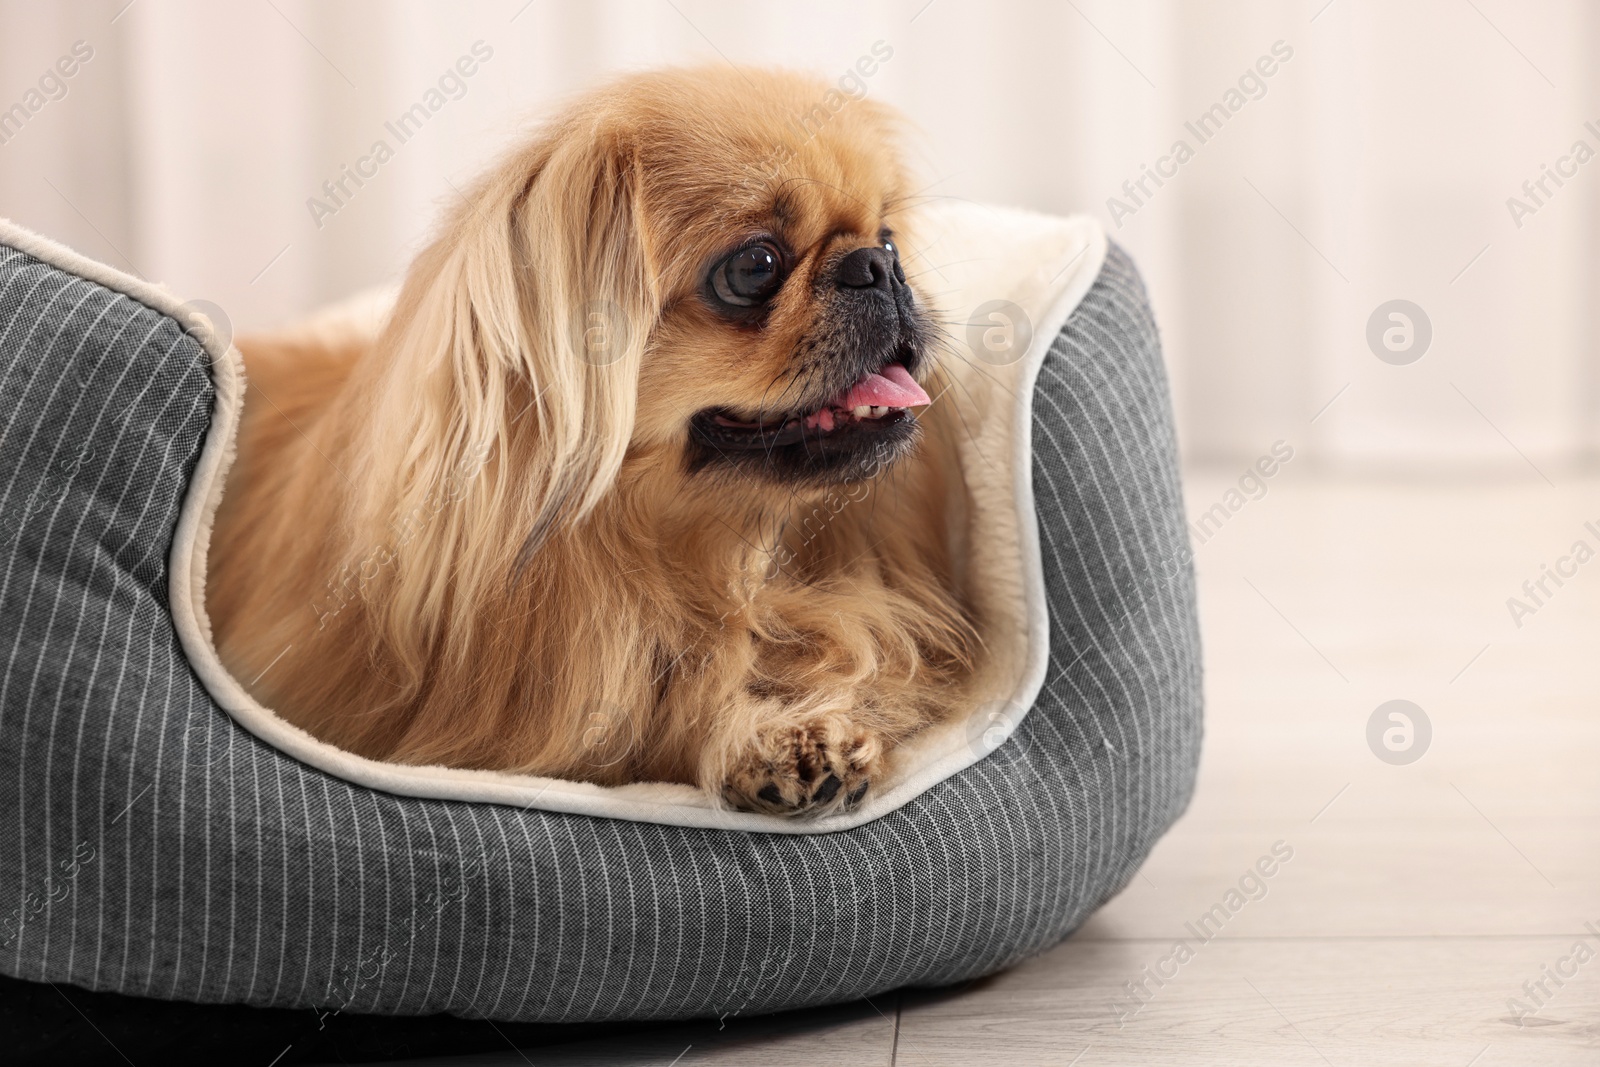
left=835, top=245, right=901, bottom=291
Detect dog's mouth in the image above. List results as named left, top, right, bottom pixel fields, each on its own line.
left=691, top=362, right=931, bottom=451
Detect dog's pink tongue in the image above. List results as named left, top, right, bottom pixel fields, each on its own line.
left=833, top=363, right=931, bottom=410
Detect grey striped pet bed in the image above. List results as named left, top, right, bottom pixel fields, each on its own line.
left=0, top=211, right=1201, bottom=1024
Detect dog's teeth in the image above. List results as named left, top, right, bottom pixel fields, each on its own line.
left=852, top=405, right=871, bottom=418
left=871, top=406, right=888, bottom=417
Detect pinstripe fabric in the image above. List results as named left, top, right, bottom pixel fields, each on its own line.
left=0, top=240, right=1200, bottom=1022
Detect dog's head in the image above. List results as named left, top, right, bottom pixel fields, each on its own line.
left=617, top=69, right=933, bottom=492
left=376, top=67, right=934, bottom=563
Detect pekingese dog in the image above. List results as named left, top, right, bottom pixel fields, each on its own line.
left=207, top=67, right=980, bottom=816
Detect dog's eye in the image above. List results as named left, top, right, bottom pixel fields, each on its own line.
left=711, top=242, right=785, bottom=307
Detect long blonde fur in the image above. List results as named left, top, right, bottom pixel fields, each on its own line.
left=208, top=67, right=980, bottom=815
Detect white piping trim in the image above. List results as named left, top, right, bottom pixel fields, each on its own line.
left=0, top=205, right=1107, bottom=834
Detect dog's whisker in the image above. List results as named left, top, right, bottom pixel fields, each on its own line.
left=772, top=173, right=872, bottom=212
left=901, top=263, right=987, bottom=284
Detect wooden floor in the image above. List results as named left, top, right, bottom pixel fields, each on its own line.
left=360, top=471, right=1600, bottom=1066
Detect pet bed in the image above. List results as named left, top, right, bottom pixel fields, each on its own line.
left=0, top=202, right=1201, bottom=1022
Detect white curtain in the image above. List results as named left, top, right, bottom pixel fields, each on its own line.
left=2, top=0, right=1595, bottom=470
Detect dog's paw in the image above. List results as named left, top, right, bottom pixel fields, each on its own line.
left=719, top=711, right=885, bottom=817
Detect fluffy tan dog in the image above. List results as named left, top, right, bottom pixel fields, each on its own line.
left=207, top=67, right=981, bottom=816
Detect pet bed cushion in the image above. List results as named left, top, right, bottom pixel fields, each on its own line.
left=0, top=204, right=1200, bottom=1022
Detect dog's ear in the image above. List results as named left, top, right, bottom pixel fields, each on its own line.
left=357, top=119, right=656, bottom=657
left=500, top=122, right=659, bottom=555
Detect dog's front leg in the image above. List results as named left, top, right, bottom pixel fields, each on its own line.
left=704, top=689, right=886, bottom=816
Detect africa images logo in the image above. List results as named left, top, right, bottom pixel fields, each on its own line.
left=1107, top=841, right=1295, bottom=1028
left=0, top=40, right=94, bottom=147
left=306, top=41, right=494, bottom=229
left=1106, top=40, right=1294, bottom=228
left=1366, top=700, right=1430, bottom=766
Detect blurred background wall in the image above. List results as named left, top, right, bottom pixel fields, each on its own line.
left=2, top=0, right=1596, bottom=472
